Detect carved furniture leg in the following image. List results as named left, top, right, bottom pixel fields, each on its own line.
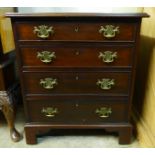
left=0, top=91, right=21, bottom=142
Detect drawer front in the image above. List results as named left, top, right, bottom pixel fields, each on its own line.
left=22, top=72, right=130, bottom=95
left=26, top=98, right=129, bottom=124
left=20, top=45, right=134, bottom=68
left=16, top=22, right=136, bottom=41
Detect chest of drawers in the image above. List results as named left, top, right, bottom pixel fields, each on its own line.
left=7, top=13, right=149, bottom=144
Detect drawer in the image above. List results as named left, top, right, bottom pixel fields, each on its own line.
left=20, top=44, right=134, bottom=68
left=22, top=71, right=130, bottom=95
left=16, top=22, right=136, bottom=41
left=26, top=97, right=129, bottom=124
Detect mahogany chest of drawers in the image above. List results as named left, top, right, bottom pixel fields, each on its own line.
left=7, top=13, right=149, bottom=144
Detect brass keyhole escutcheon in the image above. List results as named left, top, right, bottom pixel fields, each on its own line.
left=75, top=76, right=79, bottom=80
left=75, top=51, right=80, bottom=55
left=74, top=27, right=79, bottom=32
left=75, top=104, right=79, bottom=107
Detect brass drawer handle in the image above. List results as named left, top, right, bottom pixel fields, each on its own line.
left=40, top=78, right=58, bottom=89
left=99, top=25, right=119, bottom=39
left=95, top=107, right=112, bottom=118
left=98, top=51, right=117, bottom=63
left=37, top=51, right=56, bottom=63
left=33, top=25, right=54, bottom=39
left=42, top=107, right=58, bottom=117
left=96, top=78, right=115, bottom=90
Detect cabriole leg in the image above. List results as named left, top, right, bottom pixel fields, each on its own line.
left=0, top=94, right=21, bottom=142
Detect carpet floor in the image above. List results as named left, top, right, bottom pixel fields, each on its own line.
left=0, top=106, right=140, bottom=148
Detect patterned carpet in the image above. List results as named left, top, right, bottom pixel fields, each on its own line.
left=0, top=106, right=140, bottom=148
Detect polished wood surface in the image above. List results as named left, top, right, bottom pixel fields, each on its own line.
left=20, top=44, right=134, bottom=68
left=23, top=71, right=130, bottom=95
left=16, top=22, right=136, bottom=41
left=27, top=99, right=129, bottom=124
left=8, top=12, right=148, bottom=145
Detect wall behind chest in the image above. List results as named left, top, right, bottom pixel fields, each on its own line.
left=133, top=7, right=155, bottom=148
left=0, top=7, right=15, bottom=54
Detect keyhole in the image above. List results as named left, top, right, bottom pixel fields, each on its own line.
left=75, top=27, right=79, bottom=32
left=75, top=104, right=79, bottom=107
left=75, top=51, right=80, bottom=55
left=75, top=101, right=79, bottom=108
left=75, top=76, right=79, bottom=80
left=82, top=119, right=86, bottom=122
